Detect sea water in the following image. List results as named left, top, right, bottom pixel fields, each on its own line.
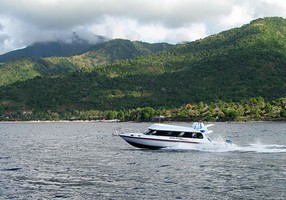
left=0, top=122, right=285, bottom=199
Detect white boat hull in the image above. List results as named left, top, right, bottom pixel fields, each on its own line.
left=119, top=133, right=211, bottom=149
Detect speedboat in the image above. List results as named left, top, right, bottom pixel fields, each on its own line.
left=117, top=122, right=214, bottom=149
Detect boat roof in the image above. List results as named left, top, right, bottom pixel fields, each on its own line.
left=148, top=123, right=200, bottom=133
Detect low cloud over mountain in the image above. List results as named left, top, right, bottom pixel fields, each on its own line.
left=0, top=0, right=286, bottom=54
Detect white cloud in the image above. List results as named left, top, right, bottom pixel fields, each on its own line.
left=90, top=16, right=207, bottom=44
left=221, top=5, right=254, bottom=28
left=0, top=0, right=286, bottom=54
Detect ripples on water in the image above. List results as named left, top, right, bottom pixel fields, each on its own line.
left=0, top=122, right=285, bottom=199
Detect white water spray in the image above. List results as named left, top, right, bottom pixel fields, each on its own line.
left=170, top=138, right=286, bottom=153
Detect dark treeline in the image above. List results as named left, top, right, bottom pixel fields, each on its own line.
left=2, top=97, right=285, bottom=122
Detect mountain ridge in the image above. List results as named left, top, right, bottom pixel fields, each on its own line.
left=0, top=17, right=285, bottom=113
left=0, top=33, right=107, bottom=62
left=0, top=39, right=174, bottom=86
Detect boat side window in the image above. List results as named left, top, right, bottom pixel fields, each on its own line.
left=178, top=132, right=185, bottom=137
left=194, top=133, right=204, bottom=139
left=182, top=132, right=192, bottom=138
left=152, top=131, right=181, bottom=137
left=197, top=133, right=203, bottom=139
left=144, top=129, right=156, bottom=135
left=191, top=132, right=203, bottom=139
left=182, top=132, right=204, bottom=139
left=170, top=131, right=181, bottom=137
left=153, top=131, right=170, bottom=136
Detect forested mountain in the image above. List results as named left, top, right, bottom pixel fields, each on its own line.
left=88, top=39, right=174, bottom=62
left=0, top=17, right=286, bottom=115
left=0, top=39, right=173, bottom=86
left=0, top=33, right=107, bottom=62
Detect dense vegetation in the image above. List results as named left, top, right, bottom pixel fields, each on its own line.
left=0, top=39, right=173, bottom=86
left=2, top=97, right=285, bottom=122
left=0, top=17, right=286, bottom=121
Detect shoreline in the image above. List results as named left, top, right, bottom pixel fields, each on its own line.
left=0, top=119, right=121, bottom=123
left=1, top=118, right=285, bottom=124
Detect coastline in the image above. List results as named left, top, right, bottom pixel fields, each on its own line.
left=0, top=119, right=121, bottom=123
left=1, top=118, right=285, bottom=124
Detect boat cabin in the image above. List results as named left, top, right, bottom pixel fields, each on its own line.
left=143, top=124, right=204, bottom=139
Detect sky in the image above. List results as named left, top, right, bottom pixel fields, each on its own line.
left=0, top=0, right=286, bottom=54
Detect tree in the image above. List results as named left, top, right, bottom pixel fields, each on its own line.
left=141, top=107, right=155, bottom=121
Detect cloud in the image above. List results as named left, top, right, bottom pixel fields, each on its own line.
left=0, top=0, right=233, bottom=29
left=90, top=16, right=207, bottom=44
left=0, top=0, right=286, bottom=54
left=219, top=3, right=254, bottom=31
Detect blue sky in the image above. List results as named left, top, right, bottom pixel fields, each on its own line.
left=0, top=0, right=285, bottom=54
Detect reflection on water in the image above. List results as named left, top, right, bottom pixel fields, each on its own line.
left=0, top=122, right=285, bottom=199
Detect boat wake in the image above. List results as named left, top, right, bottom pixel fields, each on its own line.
left=169, top=140, right=286, bottom=153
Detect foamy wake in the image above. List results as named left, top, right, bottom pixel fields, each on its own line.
left=170, top=140, right=286, bottom=153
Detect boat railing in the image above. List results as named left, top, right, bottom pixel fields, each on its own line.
left=112, top=128, right=141, bottom=136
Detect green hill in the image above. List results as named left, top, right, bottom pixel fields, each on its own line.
left=88, top=39, right=173, bottom=62
left=0, top=39, right=173, bottom=86
left=0, top=17, right=286, bottom=114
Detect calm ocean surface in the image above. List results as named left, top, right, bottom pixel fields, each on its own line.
left=0, top=121, right=285, bottom=199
